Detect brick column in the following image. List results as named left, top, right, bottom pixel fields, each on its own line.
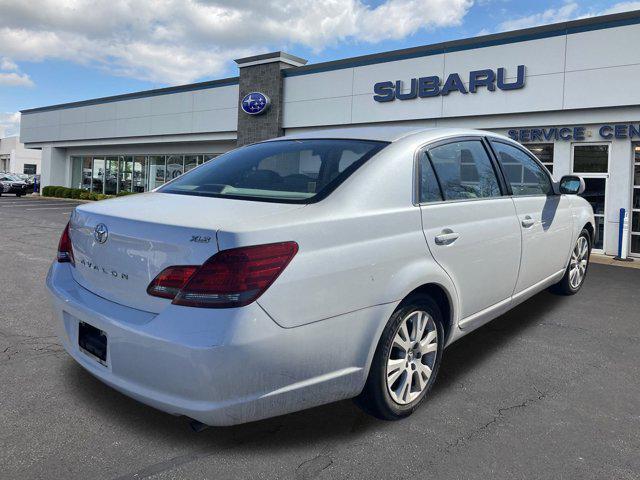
left=235, top=52, right=307, bottom=146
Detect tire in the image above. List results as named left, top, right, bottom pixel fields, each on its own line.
left=16, top=193, right=22, bottom=197
left=551, top=228, right=591, bottom=295
left=356, top=294, right=444, bottom=420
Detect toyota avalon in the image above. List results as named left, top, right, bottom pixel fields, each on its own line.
left=47, top=128, right=594, bottom=426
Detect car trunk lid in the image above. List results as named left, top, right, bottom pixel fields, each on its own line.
left=68, top=192, right=304, bottom=313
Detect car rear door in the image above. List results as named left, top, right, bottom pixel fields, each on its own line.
left=489, top=139, right=573, bottom=295
left=418, top=137, right=521, bottom=322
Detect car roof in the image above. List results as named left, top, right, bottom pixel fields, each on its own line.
left=275, top=126, right=512, bottom=144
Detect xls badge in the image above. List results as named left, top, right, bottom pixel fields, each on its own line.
left=241, top=92, right=270, bottom=115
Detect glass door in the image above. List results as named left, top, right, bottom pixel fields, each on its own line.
left=631, top=144, right=640, bottom=256
left=104, top=156, right=119, bottom=195
left=119, top=156, right=133, bottom=193
left=572, top=144, right=609, bottom=253
left=92, top=157, right=105, bottom=194
left=132, top=156, right=147, bottom=193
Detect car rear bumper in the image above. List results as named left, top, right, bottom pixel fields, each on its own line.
left=46, top=262, right=392, bottom=426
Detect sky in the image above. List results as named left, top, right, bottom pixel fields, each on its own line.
left=1, top=0, right=639, bottom=137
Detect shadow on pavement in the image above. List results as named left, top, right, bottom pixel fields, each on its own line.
left=62, top=289, right=566, bottom=453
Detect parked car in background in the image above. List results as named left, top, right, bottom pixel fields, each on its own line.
left=47, top=128, right=594, bottom=427
left=15, top=173, right=35, bottom=191
left=0, top=174, right=28, bottom=197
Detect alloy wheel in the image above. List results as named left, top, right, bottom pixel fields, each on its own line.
left=386, top=310, right=438, bottom=405
left=569, top=236, right=589, bottom=289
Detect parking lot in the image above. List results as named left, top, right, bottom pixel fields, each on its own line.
left=1, top=195, right=639, bottom=480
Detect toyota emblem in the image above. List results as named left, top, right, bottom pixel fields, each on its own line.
left=94, top=223, right=108, bottom=244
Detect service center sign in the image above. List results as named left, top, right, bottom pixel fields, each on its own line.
left=373, top=65, right=526, bottom=102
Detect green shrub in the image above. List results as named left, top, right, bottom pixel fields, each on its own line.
left=41, top=185, right=138, bottom=201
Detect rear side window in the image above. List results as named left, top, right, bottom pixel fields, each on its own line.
left=491, top=141, right=552, bottom=196
left=427, top=140, right=501, bottom=201
left=159, top=139, right=388, bottom=203
left=418, top=151, right=443, bottom=203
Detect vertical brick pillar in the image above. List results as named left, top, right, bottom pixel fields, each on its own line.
left=235, top=52, right=307, bottom=146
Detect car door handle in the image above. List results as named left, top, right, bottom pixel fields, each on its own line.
left=521, top=216, right=536, bottom=228
left=435, top=230, right=460, bottom=246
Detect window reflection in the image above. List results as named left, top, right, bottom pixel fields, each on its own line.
left=68, top=154, right=219, bottom=194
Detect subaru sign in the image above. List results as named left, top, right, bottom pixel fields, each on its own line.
left=241, top=92, right=270, bottom=115
left=373, top=65, right=526, bottom=102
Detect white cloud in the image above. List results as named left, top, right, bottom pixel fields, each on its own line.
left=0, top=71, right=34, bottom=87
left=0, top=54, right=33, bottom=87
left=0, top=0, right=474, bottom=85
left=0, top=112, right=21, bottom=137
left=498, top=2, right=580, bottom=31
left=0, top=57, right=18, bottom=71
left=600, top=1, right=640, bottom=14
left=493, top=1, right=640, bottom=33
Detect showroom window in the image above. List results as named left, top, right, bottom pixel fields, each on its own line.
left=632, top=144, right=640, bottom=256
left=70, top=154, right=218, bottom=194
left=572, top=145, right=609, bottom=173
left=523, top=144, right=554, bottom=173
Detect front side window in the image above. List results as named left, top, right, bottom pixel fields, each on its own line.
left=523, top=143, right=554, bottom=173
left=159, top=139, right=388, bottom=203
left=427, top=140, right=501, bottom=201
left=491, top=141, right=552, bottom=196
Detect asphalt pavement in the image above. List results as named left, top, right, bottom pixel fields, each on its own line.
left=1, top=195, right=639, bottom=479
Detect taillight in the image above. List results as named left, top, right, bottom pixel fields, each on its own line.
left=146, top=266, right=198, bottom=299
left=57, top=222, right=75, bottom=264
left=147, top=241, right=298, bottom=308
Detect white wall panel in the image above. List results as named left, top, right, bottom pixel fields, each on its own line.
left=116, top=97, right=152, bottom=119
left=443, top=73, right=564, bottom=117
left=283, top=69, right=354, bottom=102
left=115, top=116, right=151, bottom=137
left=283, top=97, right=352, bottom=128
left=193, top=85, right=238, bottom=111
left=566, top=24, right=640, bottom=71
left=59, top=107, right=86, bottom=125
left=563, top=64, right=640, bottom=109
left=85, top=120, right=116, bottom=139
left=35, top=110, right=61, bottom=127
left=149, top=112, right=192, bottom=135
left=150, top=92, right=193, bottom=116
left=444, top=36, right=566, bottom=77
left=193, top=108, right=237, bottom=133
left=19, top=114, right=37, bottom=131
left=352, top=55, right=445, bottom=95
left=59, top=123, right=87, bottom=141
left=351, top=92, right=442, bottom=124
left=84, top=103, right=117, bottom=123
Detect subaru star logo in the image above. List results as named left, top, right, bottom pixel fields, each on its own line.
left=94, top=223, right=108, bottom=244
left=241, top=92, right=270, bottom=115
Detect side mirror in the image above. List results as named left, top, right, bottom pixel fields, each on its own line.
left=558, top=175, right=585, bottom=195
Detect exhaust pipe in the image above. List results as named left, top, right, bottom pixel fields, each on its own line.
left=188, top=418, right=210, bottom=433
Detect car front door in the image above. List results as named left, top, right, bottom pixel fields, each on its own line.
left=418, top=137, right=521, bottom=323
left=489, top=139, right=573, bottom=295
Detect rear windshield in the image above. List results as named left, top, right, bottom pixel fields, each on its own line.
left=158, top=139, right=388, bottom=203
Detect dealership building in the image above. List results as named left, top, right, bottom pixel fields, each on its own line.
left=19, top=10, right=640, bottom=257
